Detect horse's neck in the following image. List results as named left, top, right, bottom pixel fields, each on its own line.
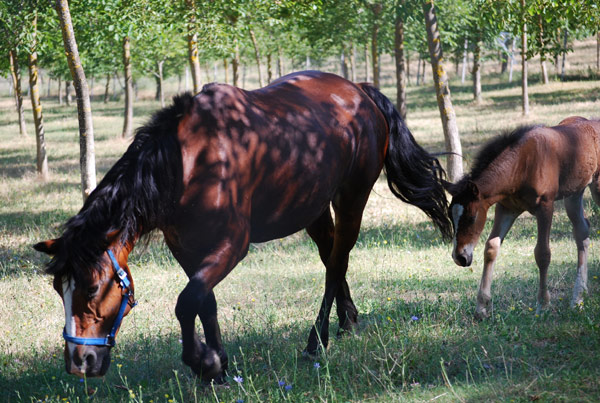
left=474, top=157, right=519, bottom=207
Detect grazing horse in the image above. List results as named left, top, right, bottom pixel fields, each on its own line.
left=448, top=117, right=600, bottom=319
left=34, top=71, right=452, bottom=381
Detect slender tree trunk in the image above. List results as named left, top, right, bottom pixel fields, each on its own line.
left=104, top=74, right=110, bottom=103
left=406, top=51, right=411, bottom=84
left=421, top=58, right=426, bottom=84
left=277, top=45, right=283, bottom=78
left=65, top=80, right=72, bottom=106
left=266, top=53, right=273, bottom=83
left=472, top=38, right=482, bottom=104
left=8, top=49, right=28, bottom=137
left=55, top=0, right=96, bottom=199
left=249, top=28, right=264, bottom=87
left=186, top=0, right=202, bottom=93
left=394, top=7, right=407, bottom=120
left=416, top=53, right=422, bottom=86
left=350, top=43, right=356, bottom=82
left=364, top=42, right=370, bottom=81
left=423, top=0, right=463, bottom=182
left=340, top=48, right=348, bottom=79
left=521, top=0, right=529, bottom=116
left=370, top=3, right=382, bottom=88
left=223, top=58, right=229, bottom=84
left=509, top=40, right=515, bottom=82
left=58, top=77, right=63, bottom=105
left=461, top=38, right=468, bottom=84
left=232, top=43, right=240, bottom=86
left=157, top=60, right=164, bottom=107
left=597, top=30, right=599, bottom=72
left=28, top=14, right=48, bottom=180
left=122, top=36, right=133, bottom=138
left=561, top=28, right=568, bottom=81
left=538, top=14, right=549, bottom=84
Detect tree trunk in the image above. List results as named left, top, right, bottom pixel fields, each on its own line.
left=233, top=43, right=240, bottom=86
left=340, top=47, right=349, bottom=79
left=416, top=53, right=422, bottom=86
left=46, top=77, right=52, bottom=98
left=364, top=42, right=370, bottom=81
left=423, top=1, right=463, bottom=182
left=277, top=45, right=283, bottom=78
left=350, top=43, right=356, bottom=82
left=421, top=58, right=427, bottom=84
left=27, top=14, right=48, bottom=181
left=394, top=8, right=407, bottom=120
left=561, top=28, right=568, bottom=81
left=104, top=74, right=110, bottom=103
left=521, top=0, right=529, bottom=116
left=249, top=28, right=264, bottom=87
left=597, top=30, right=599, bottom=72
left=186, top=0, right=202, bottom=93
left=55, top=0, right=96, bottom=199
left=538, top=14, right=549, bottom=84
left=267, top=53, right=273, bottom=83
left=461, top=38, right=468, bottom=84
left=58, top=76, right=63, bottom=105
left=472, top=39, right=482, bottom=104
left=8, top=49, right=28, bottom=137
left=370, top=4, right=382, bottom=88
left=122, top=36, right=133, bottom=139
left=509, top=40, right=515, bottom=83
left=157, top=60, right=164, bottom=107
left=540, top=60, right=549, bottom=84
left=223, top=58, right=229, bottom=84
left=406, top=51, right=411, bottom=84
left=65, top=81, right=72, bottom=106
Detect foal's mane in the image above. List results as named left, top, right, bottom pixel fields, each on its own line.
left=450, top=125, right=542, bottom=192
left=44, top=93, right=194, bottom=279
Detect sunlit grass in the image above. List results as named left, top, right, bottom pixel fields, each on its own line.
left=1, top=38, right=600, bottom=402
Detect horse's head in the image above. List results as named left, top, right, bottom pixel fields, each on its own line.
left=447, top=179, right=487, bottom=267
left=33, top=236, right=136, bottom=378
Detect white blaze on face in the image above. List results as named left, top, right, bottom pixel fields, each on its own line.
left=451, top=203, right=464, bottom=250
left=62, top=276, right=77, bottom=357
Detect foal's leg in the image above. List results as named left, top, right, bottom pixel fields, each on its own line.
left=475, top=204, right=520, bottom=320
left=306, top=209, right=358, bottom=336
left=565, top=191, right=590, bottom=307
left=534, top=202, right=554, bottom=314
left=304, top=200, right=365, bottom=355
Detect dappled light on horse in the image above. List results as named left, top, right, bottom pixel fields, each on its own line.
left=35, top=71, right=452, bottom=381
left=447, top=117, right=600, bottom=319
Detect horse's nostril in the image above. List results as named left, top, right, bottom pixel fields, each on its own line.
left=456, top=253, right=468, bottom=267
left=84, top=350, right=97, bottom=368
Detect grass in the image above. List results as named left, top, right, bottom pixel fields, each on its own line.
left=1, top=38, right=600, bottom=402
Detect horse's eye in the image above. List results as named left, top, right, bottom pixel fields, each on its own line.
left=87, top=285, right=99, bottom=299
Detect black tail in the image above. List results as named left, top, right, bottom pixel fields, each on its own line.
left=360, top=83, right=452, bottom=241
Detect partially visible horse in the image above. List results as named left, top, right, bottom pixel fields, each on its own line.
left=34, top=71, right=452, bottom=381
left=448, top=117, right=600, bottom=319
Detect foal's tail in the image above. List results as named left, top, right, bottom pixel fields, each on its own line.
left=359, top=83, right=453, bottom=241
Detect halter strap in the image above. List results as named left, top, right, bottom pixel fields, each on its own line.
left=62, top=250, right=136, bottom=347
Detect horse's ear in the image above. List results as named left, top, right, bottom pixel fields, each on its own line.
left=467, top=180, right=480, bottom=198
left=33, top=239, right=59, bottom=256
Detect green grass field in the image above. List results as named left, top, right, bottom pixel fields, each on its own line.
left=1, top=39, right=600, bottom=402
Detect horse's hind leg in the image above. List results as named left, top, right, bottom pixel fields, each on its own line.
left=306, top=208, right=359, bottom=337
left=304, top=196, right=366, bottom=355
left=475, top=203, right=520, bottom=320
left=565, top=191, right=590, bottom=307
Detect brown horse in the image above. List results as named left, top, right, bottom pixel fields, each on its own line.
left=34, top=71, right=452, bottom=381
left=448, top=116, right=600, bottom=319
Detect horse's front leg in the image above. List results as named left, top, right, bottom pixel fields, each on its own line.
left=475, top=204, right=520, bottom=319
left=565, top=192, right=590, bottom=307
left=534, top=201, right=554, bottom=314
left=171, top=231, right=249, bottom=382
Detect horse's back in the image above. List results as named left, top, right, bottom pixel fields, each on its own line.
left=175, top=71, right=388, bottom=243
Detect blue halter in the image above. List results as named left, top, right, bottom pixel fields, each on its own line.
left=62, top=250, right=136, bottom=347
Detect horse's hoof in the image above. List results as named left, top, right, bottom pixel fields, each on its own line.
left=301, top=348, right=320, bottom=360
left=474, top=308, right=490, bottom=321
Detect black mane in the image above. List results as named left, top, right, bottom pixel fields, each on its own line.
left=450, top=125, right=541, bottom=193
left=44, top=93, right=194, bottom=279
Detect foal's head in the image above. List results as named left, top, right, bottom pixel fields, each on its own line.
left=34, top=234, right=135, bottom=377
left=447, top=179, right=488, bottom=267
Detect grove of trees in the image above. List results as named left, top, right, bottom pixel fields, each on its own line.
left=1, top=0, right=599, bottom=196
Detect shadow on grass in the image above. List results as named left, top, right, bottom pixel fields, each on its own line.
left=2, top=268, right=598, bottom=402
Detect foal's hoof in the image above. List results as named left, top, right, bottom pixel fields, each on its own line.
left=185, top=349, right=223, bottom=382
left=474, top=307, right=490, bottom=321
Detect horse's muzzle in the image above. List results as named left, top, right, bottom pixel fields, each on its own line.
left=65, top=345, right=111, bottom=377
left=452, top=249, right=473, bottom=267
